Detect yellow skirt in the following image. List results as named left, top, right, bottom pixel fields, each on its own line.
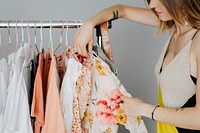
left=157, top=84, right=178, bottom=133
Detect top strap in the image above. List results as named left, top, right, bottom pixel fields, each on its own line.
left=100, top=22, right=114, bottom=63
left=192, top=29, right=200, bottom=40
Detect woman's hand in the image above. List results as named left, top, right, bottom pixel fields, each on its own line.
left=73, top=20, right=95, bottom=57
left=121, top=96, right=144, bottom=117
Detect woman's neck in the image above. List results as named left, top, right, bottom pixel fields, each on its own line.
left=174, top=22, right=194, bottom=36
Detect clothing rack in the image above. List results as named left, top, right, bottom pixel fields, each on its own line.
left=0, top=20, right=112, bottom=29
left=0, top=20, right=82, bottom=28
left=0, top=20, right=112, bottom=47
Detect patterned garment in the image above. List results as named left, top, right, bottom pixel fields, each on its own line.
left=60, top=52, right=148, bottom=133
left=60, top=57, right=83, bottom=133
left=81, top=54, right=148, bottom=133
left=100, top=22, right=114, bottom=62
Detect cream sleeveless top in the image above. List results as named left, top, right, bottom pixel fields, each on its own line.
left=155, top=31, right=196, bottom=108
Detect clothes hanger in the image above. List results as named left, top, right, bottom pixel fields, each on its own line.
left=20, top=20, right=25, bottom=47
left=0, top=20, right=14, bottom=63
left=53, top=21, right=67, bottom=55
left=7, top=21, right=12, bottom=47
left=65, top=21, right=70, bottom=48
left=0, top=33, right=5, bottom=55
left=24, top=21, right=32, bottom=61
left=27, top=21, right=31, bottom=46
left=69, top=20, right=81, bottom=62
left=15, top=20, right=19, bottom=52
left=49, top=20, right=54, bottom=56
left=3, top=20, right=15, bottom=55
left=7, top=21, right=15, bottom=49
left=72, top=20, right=80, bottom=53
left=0, top=33, right=10, bottom=52
left=39, top=20, right=43, bottom=53
left=64, top=21, right=77, bottom=59
left=34, top=22, right=39, bottom=53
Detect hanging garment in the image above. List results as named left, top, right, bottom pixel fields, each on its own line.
left=60, top=53, right=148, bottom=133
left=55, top=53, right=67, bottom=88
left=60, top=57, right=82, bottom=133
left=41, top=56, right=66, bottom=133
left=3, top=43, right=33, bottom=133
left=31, top=49, right=45, bottom=133
left=29, top=53, right=39, bottom=111
left=82, top=54, right=148, bottom=133
left=0, top=58, right=9, bottom=133
left=71, top=56, right=92, bottom=133
left=155, top=29, right=200, bottom=133
left=100, top=22, right=114, bottom=62
left=3, top=46, right=25, bottom=132
left=0, top=58, right=9, bottom=110
left=30, top=53, right=39, bottom=130
left=43, top=48, right=51, bottom=109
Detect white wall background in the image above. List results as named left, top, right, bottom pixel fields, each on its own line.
left=0, top=0, right=169, bottom=132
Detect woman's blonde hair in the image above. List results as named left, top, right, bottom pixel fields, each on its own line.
left=145, top=0, right=200, bottom=34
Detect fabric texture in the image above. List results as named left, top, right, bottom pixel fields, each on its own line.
left=31, top=50, right=45, bottom=133
left=41, top=56, right=66, bottom=133
left=60, top=53, right=148, bottom=133
left=3, top=43, right=33, bottom=133
left=0, top=58, right=9, bottom=133
left=60, top=58, right=82, bottom=133
left=81, top=55, right=148, bottom=133
left=43, top=48, right=51, bottom=109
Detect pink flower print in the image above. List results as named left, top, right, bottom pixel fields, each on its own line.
left=109, top=88, right=124, bottom=110
left=96, top=100, right=116, bottom=125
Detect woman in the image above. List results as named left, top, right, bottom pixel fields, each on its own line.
left=73, top=0, right=200, bottom=132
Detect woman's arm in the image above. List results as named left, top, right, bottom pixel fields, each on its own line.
left=122, top=32, right=200, bottom=130
left=88, top=4, right=159, bottom=28
left=73, top=4, right=159, bottom=57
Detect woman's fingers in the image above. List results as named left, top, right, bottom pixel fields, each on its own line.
left=88, top=40, right=93, bottom=54
left=73, top=21, right=94, bottom=57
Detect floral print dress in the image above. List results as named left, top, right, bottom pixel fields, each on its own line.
left=81, top=55, right=148, bottom=133
left=60, top=51, right=148, bottom=133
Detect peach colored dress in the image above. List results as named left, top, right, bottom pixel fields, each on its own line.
left=41, top=56, right=66, bottom=133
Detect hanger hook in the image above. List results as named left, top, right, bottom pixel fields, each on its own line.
left=24, top=20, right=30, bottom=60
left=21, top=20, right=24, bottom=47
left=7, top=20, right=12, bottom=46
left=34, top=21, right=36, bottom=45
left=15, top=20, right=19, bottom=51
left=59, top=20, right=64, bottom=45
left=78, top=20, right=83, bottom=28
left=65, top=20, right=69, bottom=48
left=34, top=21, right=39, bottom=53
left=61, top=20, right=64, bottom=35
left=40, top=20, right=43, bottom=52
left=49, top=20, right=53, bottom=55
left=27, top=20, right=31, bottom=45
